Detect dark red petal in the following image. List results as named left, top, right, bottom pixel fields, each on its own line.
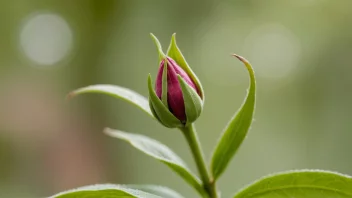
left=166, top=61, right=186, bottom=121
left=167, top=58, right=199, bottom=95
left=154, top=57, right=200, bottom=121
left=155, top=59, right=165, bottom=99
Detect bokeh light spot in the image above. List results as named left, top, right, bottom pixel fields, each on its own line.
left=244, top=23, right=301, bottom=79
left=20, top=13, right=73, bottom=66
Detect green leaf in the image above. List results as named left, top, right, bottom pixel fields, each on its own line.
left=125, top=185, right=184, bottom=198
left=233, top=170, right=352, bottom=198
left=147, top=74, right=183, bottom=128
left=49, top=184, right=162, bottom=198
left=68, top=84, right=153, bottom=118
left=166, top=33, right=204, bottom=99
left=211, top=55, right=256, bottom=180
left=150, top=33, right=165, bottom=62
left=177, top=75, right=203, bottom=126
left=104, top=128, right=206, bottom=196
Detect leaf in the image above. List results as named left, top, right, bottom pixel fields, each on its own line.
left=126, top=185, right=184, bottom=198
left=49, top=184, right=162, bottom=198
left=166, top=33, right=204, bottom=99
left=211, top=55, right=256, bottom=180
left=233, top=170, right=352, bottom=198
left=104, top=128, right=206, bottom=196
left=68, top=84, right=153, bottom=118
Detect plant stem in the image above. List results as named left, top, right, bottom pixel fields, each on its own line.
left=181, top=124, right=218, bottom=198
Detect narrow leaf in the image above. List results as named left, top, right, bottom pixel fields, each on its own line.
left=104, top=128, right=206, bottom=196
left=233, top=170, right=352, bottom=198
left=126, top=185, right=184, bottom=198
left=49, top=184, right=162, bottom=198
left=211, top=55, right=256, bottom=180
left=68, top=84, right=153, bottom=118
left=166, top=33, right=204, bottom=99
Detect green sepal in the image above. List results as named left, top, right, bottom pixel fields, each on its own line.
left=149, top=99, right=162, bottom=124
left=150, top=33, right=166, bottom=62
left=167, top=33, right=204, bottom=99
left=161, top=58, right=168, bottom=107
left=147, top=74, right=183, bottom=128
left=177, top=75, right=203, bottom=126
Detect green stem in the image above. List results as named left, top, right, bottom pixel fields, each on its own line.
left=180, top=124, right=218, bottom=198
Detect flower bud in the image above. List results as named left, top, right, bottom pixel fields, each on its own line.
left=148, top=34, right=204, bottom=128
left=155, top=57, right=199, bottom=121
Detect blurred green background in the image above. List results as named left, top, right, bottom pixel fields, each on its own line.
left=1, top=0, right=352, bottom=197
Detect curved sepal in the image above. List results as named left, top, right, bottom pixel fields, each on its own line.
left=149, top=99, right=161, bottom=123
left=167, top=33, right=204, bottom=99
left=148, top=74, right=183, bottom=128
left=177, top=75, right=203, bottom=126
left=150, top=33, right=166, bottom=62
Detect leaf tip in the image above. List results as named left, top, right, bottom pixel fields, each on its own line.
left=103, top=127, right=112, bottom=135
left=232, top=54, right=248, bottom=64
left=66, top=91, right=76, bottom=101
left=103, top=127, right=118, bottom=138
left=150, top=33, right=156, bottom=38
left=147, top=73, right=153, bottom=84
left=231, top=54, right=254, bottom=76
left=171, top=33, right=177, bottom=44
